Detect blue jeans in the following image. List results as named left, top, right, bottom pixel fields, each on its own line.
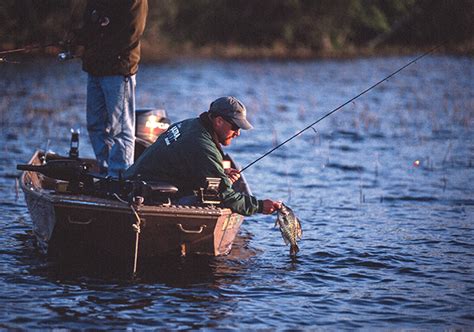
left=86, top=74, right=136, bottom=178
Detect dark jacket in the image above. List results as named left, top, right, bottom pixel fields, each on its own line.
left=79, top=0, right=147, bottom=76
left=124, top=113, right=261, bottom=216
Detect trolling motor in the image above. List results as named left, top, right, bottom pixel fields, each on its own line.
left=17, top=130, right=93, bottom=192
left=17, top=159, right=91, bottom=184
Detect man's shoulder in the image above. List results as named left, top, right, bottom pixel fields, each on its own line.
left=163, top=118, right=206, bottom=146
left=176, top=118, right=217, bottom=150
left=177, top=117, right=208, bottom=136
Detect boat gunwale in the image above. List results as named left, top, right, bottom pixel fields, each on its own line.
left=19, top=150, right=234, bottom=218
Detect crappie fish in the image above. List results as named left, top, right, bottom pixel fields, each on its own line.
left=275, top=204, right=302, bottom=257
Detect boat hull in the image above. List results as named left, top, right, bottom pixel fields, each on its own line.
left=19, top=151, right=245, bottom=264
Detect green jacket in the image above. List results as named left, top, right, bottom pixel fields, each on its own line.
left=80, top=0, right=148, bottom=76
left=125, top=113, right=261, bottom=216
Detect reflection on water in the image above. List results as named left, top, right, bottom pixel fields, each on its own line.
left=0, top=55, right=473, bottom=329
left=13, top=221, right=257, bottom=286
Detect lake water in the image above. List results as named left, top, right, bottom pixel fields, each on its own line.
left=0, top=55, right=473, bottom=329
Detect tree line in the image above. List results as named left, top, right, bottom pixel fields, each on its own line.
left=0, top=0, right=472, bottom=58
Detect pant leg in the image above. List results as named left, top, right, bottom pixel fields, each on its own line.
left=86, top=74, right=111, bottom=172
left=100, top=75, right=136, bottom=178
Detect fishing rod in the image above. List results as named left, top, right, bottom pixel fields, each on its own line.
left=0, top=43, right=54, bottom=64
left=0, top=42, right=76, bottom=63
left=239, top=43, right=445, bottom=173
left=0, top=43, right=58, bottom=56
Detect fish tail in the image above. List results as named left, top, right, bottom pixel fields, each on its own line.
left=290, top=244, right=299, bottom=257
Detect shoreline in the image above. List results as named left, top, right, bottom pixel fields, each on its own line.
left=139, top=40, right=474, bottom=62
left=1, top=41, right=472, bottom=64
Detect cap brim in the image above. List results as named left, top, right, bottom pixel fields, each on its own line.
left=233, top=117, right=253, bottom=130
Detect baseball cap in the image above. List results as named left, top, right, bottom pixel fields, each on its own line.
left=209, top=96, right=253, bottom=130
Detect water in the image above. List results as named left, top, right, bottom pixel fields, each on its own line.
left=1, top=55, right=473, bottom=329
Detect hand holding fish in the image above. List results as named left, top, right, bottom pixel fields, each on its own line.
left=275, top=203, right=302, bottom=257
left=261, top=199, right=282, bottom=214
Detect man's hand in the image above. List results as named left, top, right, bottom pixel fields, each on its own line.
left=224, top=168, right=241, bottom=183
left=261, top=199, right=282, bottom=214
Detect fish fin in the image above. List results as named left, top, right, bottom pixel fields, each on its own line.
left=290, top=244, right=299, bottom=257
left=281, top=232, right=290, bottom=245
left=296, top=218, right=303, bottom=239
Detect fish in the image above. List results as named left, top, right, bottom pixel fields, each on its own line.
left=275, top=203, right=302, bottom=257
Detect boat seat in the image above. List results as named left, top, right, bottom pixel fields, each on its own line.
left=130, top=180, right=179, bottom=204
left=141, top=181, right=178, bottom=194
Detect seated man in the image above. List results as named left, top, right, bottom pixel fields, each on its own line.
left=124, top=96, right=281, bottom=216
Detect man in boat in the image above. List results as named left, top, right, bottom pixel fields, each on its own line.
left=124, top=96, right=281, bottom=216
left=71, top=0, right=148, bottom=178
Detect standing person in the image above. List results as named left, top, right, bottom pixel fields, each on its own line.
left=77, top=0, right=148, bottom=177
left=125, top=96, right=281, bottom=216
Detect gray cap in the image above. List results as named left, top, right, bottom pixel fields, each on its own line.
left=209, top=96, right=253, bottom=130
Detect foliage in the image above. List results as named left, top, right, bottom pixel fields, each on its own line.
left=0, top=0, right=472, bottom=56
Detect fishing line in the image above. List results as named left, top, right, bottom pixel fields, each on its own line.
left=240, top=43, right=445, bottom=173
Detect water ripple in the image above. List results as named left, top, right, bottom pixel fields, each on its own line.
left=1, top=56, right=473, bottom=330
